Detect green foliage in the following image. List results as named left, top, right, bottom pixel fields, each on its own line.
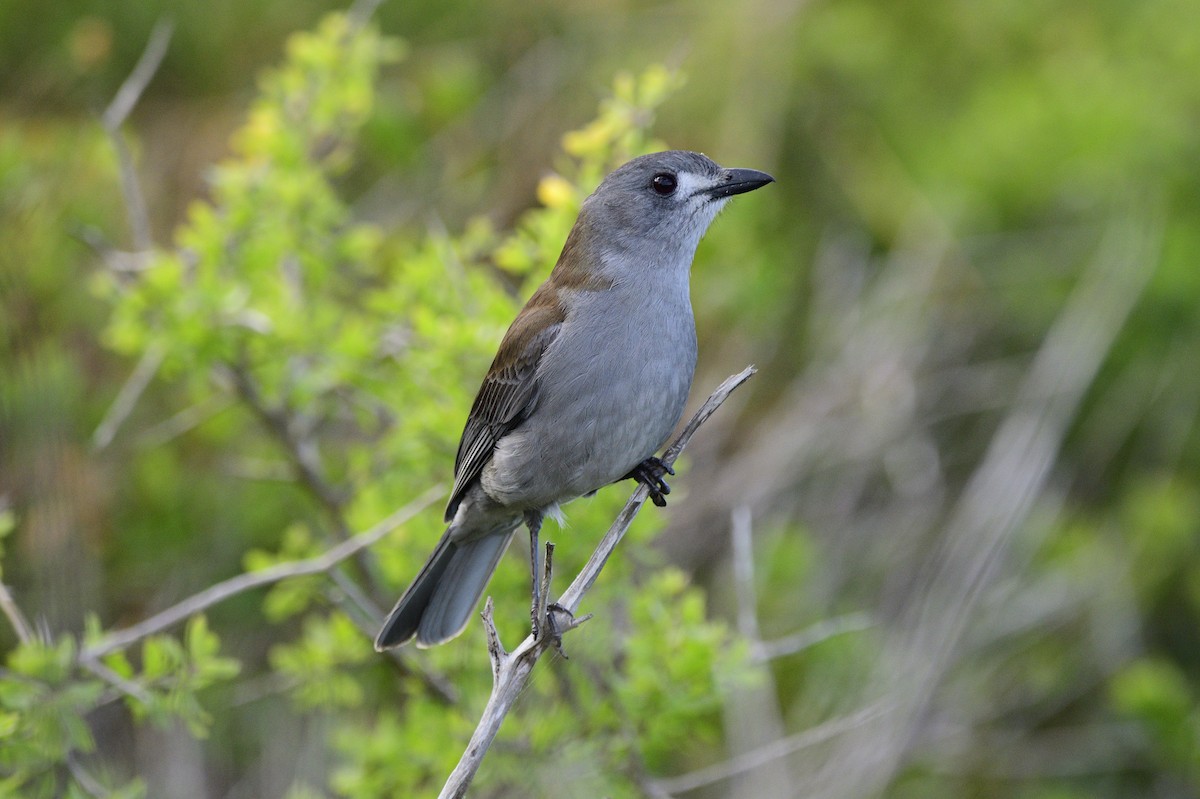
left=120, top=616, right=242, bottom=736
left=618, top=569, right=747, bottom=770
left=270, top=614, right=371, bottom=710
left=1110, top=659, right=1200, bottom=779
left=245, top=523, right=327, bottom=621
left=3, top=638, right=99, bottom=760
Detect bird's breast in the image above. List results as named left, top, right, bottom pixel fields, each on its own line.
left=481, top=281, right=697, bottom=510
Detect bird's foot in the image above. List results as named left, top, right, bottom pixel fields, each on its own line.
left=529, top=539, right=591, bottom=653
left=536, top=602, right=591, bottom=659
left=624, top=456, right=675, bottom=507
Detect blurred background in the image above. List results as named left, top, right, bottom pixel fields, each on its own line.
left=3, top=0, right=1200, bottom=797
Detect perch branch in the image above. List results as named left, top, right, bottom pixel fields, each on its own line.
left=437, top=366, right=756, bottom=799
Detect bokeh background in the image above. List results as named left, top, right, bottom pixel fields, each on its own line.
left=4, top=0, right=1200, bottom=797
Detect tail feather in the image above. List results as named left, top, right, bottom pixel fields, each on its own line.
left=374, top=523, right=519, bottom=650
left=417, top=532, right=514, bottom=647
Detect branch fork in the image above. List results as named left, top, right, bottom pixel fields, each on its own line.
left=438, top=366, right=756, bottom=799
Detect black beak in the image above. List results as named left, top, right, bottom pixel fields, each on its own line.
left=707, top=167, right=775, bottom=199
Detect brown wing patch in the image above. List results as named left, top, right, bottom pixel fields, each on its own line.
left=444, top=290, right=564, bottom=521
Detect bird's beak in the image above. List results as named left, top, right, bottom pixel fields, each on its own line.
left=706, top=168, right=775, bottom=199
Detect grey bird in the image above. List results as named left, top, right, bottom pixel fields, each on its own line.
left=375, top=150, right=773, bottom=649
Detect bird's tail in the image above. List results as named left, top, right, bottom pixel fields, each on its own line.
left=374, top=520, right=520, bottom=650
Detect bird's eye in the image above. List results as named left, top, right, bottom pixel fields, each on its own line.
left=651, top=173, right=677, bottom=196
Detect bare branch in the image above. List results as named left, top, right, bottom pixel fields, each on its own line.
left=79, top=654, right=155, bottom=705
left=66, top=753, right=110, bottom=798
left=103, top=19, right=174, bottom=132
left=227, top=364, right=350, bottom=535
left=82, top=485, right=442, bottom=660
left=103, top=18, right=173, bottom=253
left=0, top=581, right=34, bottom=645
left=90, top=20, right=174, bottom=454
left=347, top=0, right=388, bottom=29
left=0, top=497, right=32, bottom=642
left=324, top=575, right=459, bottom=704
left=722, top=505, right=791, bottom=798
left=648, top=701, right=891, bottom=797
left=135, top=393, right=235, bottom=449
left=730, top=505, right=760, bottom=641
left=92, top=343, right=165, bottom=451
left=437, top=367, right=756, bottom=799
left=752, top=612, right=875, bottom=663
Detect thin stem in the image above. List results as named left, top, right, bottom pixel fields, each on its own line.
left=103, top=18, right=173, bottom=253
left=0, top=581, right=33, bottom=645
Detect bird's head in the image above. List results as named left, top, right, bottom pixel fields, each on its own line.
left=581, top=150, right=774, bottom=260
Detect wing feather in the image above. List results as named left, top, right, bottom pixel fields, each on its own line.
left=444, top=298, right=563, bottom=521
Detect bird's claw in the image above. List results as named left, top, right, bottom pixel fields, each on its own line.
left=543, top=602, right=572, bottom=657
left=531, top=601, right=577, bottom=655
left=624, top=456, right=675, bottom=507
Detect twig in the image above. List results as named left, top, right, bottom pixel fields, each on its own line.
left=79, top=654, right=155, bottom=705
left=66, top=752, right=110, bottom=798
left=723, top=505, right=791, bottom=798
left=438, top=366, right=756, bottom=799
left=730, top=505, right=760, bottom=641
left=752, top=612, right=875, bottom=663
left=92, top=344, right=165, bottom=451
left=103, top=18, right=173, bottom=253
left=648, top=702, right=891, bottom=796
left=227, top=364, right=350, bottom=535
left=83, top=485, right=442, bottom=660
left=90, top=20, right=174, bottom=451
left=325, top=578, right=459, bottom=704
left=0, top=581, right=34, bottom=645
left=347, top=0, right=388, bottom=29
left=0, top=497, right=32, bottom=642
left=135, top=393, right=235, bottom=449
left=103, top=19, right=174, bottom=132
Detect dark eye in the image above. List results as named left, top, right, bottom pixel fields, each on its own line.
left=650, top=172, right=677, bottom=196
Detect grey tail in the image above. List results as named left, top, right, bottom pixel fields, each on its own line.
left=374, top=523, right=519, bottom=650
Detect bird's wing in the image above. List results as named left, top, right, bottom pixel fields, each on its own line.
left=444, top=295, right=563, bottom=522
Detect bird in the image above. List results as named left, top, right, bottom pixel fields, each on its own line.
left=375, top=150, right=773, bottom=649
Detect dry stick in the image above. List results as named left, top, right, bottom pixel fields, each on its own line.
left=91, top=19, right=174, bottom=452
left=66, top=752, right=110, bottom=799
left=438, top=365, right=757, bottom=799
left=722, top=505, right=791, bottom=799
left=227, top=365, right=350, bottom=535
left=730, top=505, right=761, bottom=641
left=102, top=17, right=173, bottom=253
left=82, top=485, right=443, bottom=660
left=647, top=701, right=891, bottom=797
left=751, top=612, right=875, bottom=663
left=92, top=344, right=165, bottom=451
left=0, top=581, right=33, bottom=645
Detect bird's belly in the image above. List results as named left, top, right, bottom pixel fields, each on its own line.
left=482, top=299, right=696, bottom=510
